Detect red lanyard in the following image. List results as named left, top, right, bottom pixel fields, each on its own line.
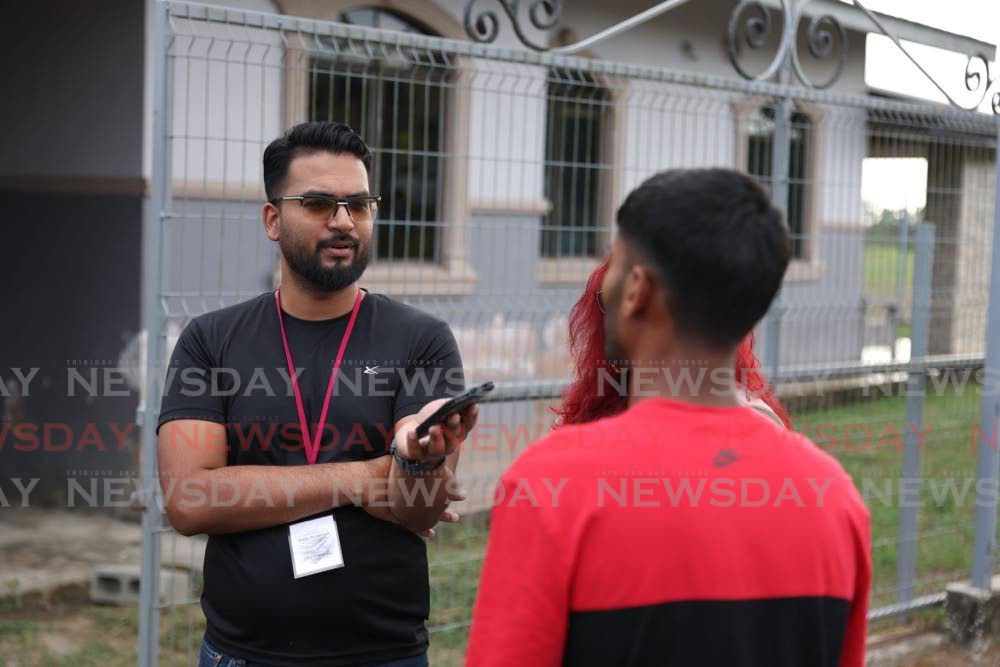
left=274, top=288, right=364, bottom=464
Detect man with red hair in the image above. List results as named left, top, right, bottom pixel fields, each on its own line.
left=467, top=169, right=870, bottom=667
left=554, top=259, right=790, bottom=429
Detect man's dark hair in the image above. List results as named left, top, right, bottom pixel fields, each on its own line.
left=262, top=121, right=374, bottom=200
left=615, top=168, right=791, bottom=349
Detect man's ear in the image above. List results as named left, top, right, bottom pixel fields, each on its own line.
left=263, top=202, right=280, bottom=242
left=620, top=264, right=653, bottom=320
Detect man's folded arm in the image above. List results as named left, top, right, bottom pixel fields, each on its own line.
left=386, top=413, right=463, bottom=533
left=157, top=418, right=388, bottom=536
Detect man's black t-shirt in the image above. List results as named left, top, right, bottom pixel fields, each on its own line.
left=157, top=289, right=464, bottom=666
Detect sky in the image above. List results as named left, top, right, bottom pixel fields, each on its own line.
left=840, top=0, right=1000, bottom=215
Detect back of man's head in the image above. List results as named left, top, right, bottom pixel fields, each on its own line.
left=616, top=168, right=791, bottom=350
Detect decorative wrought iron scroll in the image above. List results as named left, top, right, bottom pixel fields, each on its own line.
left=462, top=0, right=1000, bottom=113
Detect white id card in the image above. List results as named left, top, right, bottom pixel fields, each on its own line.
left=288, top=515, right=345, bottom=578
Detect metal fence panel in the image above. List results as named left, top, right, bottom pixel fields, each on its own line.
left=139, top=2, right=1000, bottom=663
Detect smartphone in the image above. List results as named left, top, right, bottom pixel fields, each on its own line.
left=414, top=381, right=495, bottom=438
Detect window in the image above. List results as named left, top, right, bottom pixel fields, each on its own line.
left=542, top=69, right=611, bottom=258
left=747, top=105, right=811, bottom=259
left=309, top=9, right=449, bottom=262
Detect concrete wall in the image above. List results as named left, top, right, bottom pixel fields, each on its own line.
left=0, top=1, right=147, bottom=502
left=467, top=62, right=547, bottom=205
left=951, top=157, right=995, bottom=355
left=757, top=228, right=868, bottom=366
left=166, top=10, right=284, bottom=198
left=0, top=191, right=143, bottom=502
left=0, top=1, right=145, bottom=182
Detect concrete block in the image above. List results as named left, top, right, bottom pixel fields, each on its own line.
left=865, top=630, right=944, bottom=666
left=90, top=564, right=191, bottom=605
left=944, top=576, right=1000, bottom=648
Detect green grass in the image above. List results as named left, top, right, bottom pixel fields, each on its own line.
left=427, top=513, right=491, bottom=665
left=158, top=606, right=207, bottom=667
left=864, top=236, right=915, bottom=296
left=53, top=641, right=127, bottom=667
left=0, top=620, right=35, bottom=640
left=0, top=602, right=207, bottom=666
left=863, top=237, right=915, bottom=340
left=795, top=382, right=984, bottom=608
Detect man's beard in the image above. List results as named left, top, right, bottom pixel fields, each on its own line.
left=280, top=232, right=371, bottom=293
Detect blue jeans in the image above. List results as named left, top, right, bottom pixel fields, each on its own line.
left=198, top=635, right=429, bottom=667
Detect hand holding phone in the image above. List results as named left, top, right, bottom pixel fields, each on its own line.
left=414, top=381, right=495, bottom=439
left=392, top=382, right=494, bottom=477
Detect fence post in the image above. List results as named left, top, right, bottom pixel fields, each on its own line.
left=764, top=94, right=793, bottom=382
left=971, top=126, right=1000, bottom=591
left=138, top=1, right=170, bottom=664
left=893, top=211, right=910, bottom=355
left=896, top=222, right=934, bottom=608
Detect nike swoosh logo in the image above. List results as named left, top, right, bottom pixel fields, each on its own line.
left=364, top=366, right=380, bottom=375
left=713, top=449, right=739, bottom=468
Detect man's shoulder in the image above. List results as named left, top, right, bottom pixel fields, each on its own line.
left=364, top=290, right=450, bottom=333
left=185, top=292, right=272, bottom=339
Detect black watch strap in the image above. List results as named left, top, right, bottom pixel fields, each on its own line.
left=390, top=441, right=446, bottom=477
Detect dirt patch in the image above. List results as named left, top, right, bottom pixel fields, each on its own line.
left=0, top=508, right=205, bottom=613
left=913, top=642, right=1000, bottom=666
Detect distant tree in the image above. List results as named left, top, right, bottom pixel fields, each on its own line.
left=865, top=205, right=921, bottom=238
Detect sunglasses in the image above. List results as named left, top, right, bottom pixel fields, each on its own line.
left=269, top=194, right=381, bottom=224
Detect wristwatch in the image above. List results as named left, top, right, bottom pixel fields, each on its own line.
left=390, top=441, right=446, bottom=477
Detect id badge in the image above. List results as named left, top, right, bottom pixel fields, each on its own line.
left=288, top=515, right=345, bottom=578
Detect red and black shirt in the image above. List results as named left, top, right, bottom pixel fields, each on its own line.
left=467, top=397, right=871, bottom=667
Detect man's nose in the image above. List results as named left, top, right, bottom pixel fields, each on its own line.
left=327, top=203, right=354, bottom=231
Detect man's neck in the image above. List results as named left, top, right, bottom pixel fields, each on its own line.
left=625, top=342, right=740, bottom=409
left=278, top=273, right=360, bottom=321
